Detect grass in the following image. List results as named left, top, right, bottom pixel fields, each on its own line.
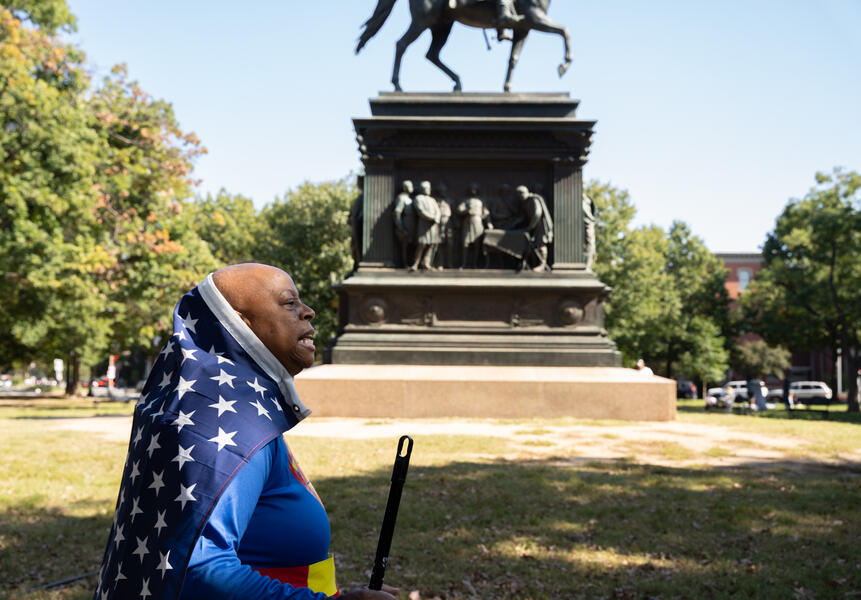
left=704, top=446, right=733, bottom=458
left=1, top=398, right=860, bottom=599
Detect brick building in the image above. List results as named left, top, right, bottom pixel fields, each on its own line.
left=714, top=253, right=836, bottom=386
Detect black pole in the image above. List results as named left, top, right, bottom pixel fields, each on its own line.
left=368, top=435, right=413, bottom=591
left=29, top=571, right=98, bottom=592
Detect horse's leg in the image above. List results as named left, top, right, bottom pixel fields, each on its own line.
left=503, top=30, right=528, bottom=93
left=393, top=20, right=427, bottom=91
left=426, top=21, right=461, bottom=91
left=524, top=12, right=572, bottom=77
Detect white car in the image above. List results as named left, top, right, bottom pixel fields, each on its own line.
left=705, top=380, right=769, bottom=410
left=720, top=380, right=768, bottom=401
left=789, top=381, right=833, bottom=404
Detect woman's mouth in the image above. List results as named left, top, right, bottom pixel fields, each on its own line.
left=298, top=332, right=315, bottom=350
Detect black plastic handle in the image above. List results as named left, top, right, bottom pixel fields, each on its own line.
left=368, top=435, right=413, bottom=591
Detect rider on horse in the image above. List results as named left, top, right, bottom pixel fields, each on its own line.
left=495, top=0, right=524, bottom=40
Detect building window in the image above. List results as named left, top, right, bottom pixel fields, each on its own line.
left=738, top=268, right=751, bottom=292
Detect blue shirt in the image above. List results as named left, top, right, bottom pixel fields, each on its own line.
left=179, top=436, right=331, bottom=600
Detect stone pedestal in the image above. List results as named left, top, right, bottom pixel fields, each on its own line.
left=328, top=269, right=618, bottom=366
left=326, top=92, right=620, bottom=367
left=296, top=365, right=676, bottom=421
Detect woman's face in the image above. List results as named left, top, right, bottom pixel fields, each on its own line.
left=244, top=269, right=316, bottom=376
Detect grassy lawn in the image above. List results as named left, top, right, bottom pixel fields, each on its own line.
left=1, top=398, right=859, bottom=599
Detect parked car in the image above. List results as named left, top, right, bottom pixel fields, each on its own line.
left=676, top=379, right=697, bottom=399
left=789, top=381, right=833, bottom=404
left=723, top=380, right=755, bottom=400
left=766, top=386, right=786, bottom=401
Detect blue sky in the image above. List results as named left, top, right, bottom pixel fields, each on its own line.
left=65, top=0, right=860, bottom=252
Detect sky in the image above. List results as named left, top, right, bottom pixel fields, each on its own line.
left=64, top=0, right=861, bottom=253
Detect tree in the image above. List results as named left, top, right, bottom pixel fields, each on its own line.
left=257, top=179, right=356, bottom=359
left=742, top=168, right=861, bottom=411
left=677, top=319, right=730, bottom=396
left=87, top=64, right=217, bottom=357
left=661, top=221, right=732, bottom=376
left=732, top=339, right=791, bottom=380
left=0, top=2, right=110, bottom=378
left=192, top=190, right=263, bottom=265
left=588, top=181, right=731, bottom=379
left=0, top=2, right=217, bottom=390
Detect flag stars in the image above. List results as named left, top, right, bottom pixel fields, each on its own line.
left=176, top=483, right=197, bottom=510
left=130, top=496, right=143, bottom=522
left=150, top=400, right=165, bottom=421
left=156, top=550, right=173, bottom=578
left=113, top=523, right=125, bottom=549
left=129, top=460, right=140, bottom=484
left=210, top=369, right=236, bottom=388
left=133, top=425, right=144, bottom=446
left=140, top=577, right=152, bottom=599
left=146, top=432, right=161, bottom=457
left=180, top=312, right=198, bottom=334
left=173, top=444, right=195, bottom=471
left=132, top=536, right=149, bottom=564
left=271, top=397, right=283, bottom=412
left=154, top=510, right=168, bottom=536
left=250, top=399, right=272, bottom=421
left=159, top=340, right=174, bottom=360
left=175, top=376, right=197, bottom=400
left=172, top=410, right=195, bottom=432
left=149, top=470, right=165, bottom=496
left=247, top=377, right=267, bottom=398
left=209, top=346, right=234, bottom=366
left=157, top=370, right=173, bottom=390
left=181, top=348, right=198, bottom=365
left=208, top=427, right=238, bottom=451
left=209, top=395, right=236, bottom=417
left=115, top=561, right=127, bottom=585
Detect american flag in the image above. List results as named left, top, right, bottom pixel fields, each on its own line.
left=93, top=281, right=306, bottom=600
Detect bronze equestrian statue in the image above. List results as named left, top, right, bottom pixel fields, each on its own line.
left=355, top=0, right=572, bottom=93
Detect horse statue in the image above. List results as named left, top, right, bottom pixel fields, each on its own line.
left=355, top=0, right=571, bottom=93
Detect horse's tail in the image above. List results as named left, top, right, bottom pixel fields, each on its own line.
left=355, top=0, right=398, bottom=54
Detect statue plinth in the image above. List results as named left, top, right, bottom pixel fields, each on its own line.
left=327, top=92, right=621, bottom=367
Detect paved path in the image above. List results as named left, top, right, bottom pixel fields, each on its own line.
left=46, top=415, right=861, bottom=471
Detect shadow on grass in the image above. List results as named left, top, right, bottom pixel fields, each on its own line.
left=0, top=504, right=107, bottom=599
left=4, top=459, right=859, bottom=600
left=319, top=458, right=859, bottom=599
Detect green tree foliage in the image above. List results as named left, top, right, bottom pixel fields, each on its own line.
left=742, top=168, right=861, bottom=411
left=257, top=180, right=356, bottom=359
left=4, top=0, right=76, bottom=34
left=0, top=2, right=216, bottom=387
left=87, top=65, right=217, bottom=353
left=588, top=181, right=730, bottom=380
left=732, top=339, right=791, bottom=380
left=0, top=3, right=107, bottom=370
left=192, top=190, right=263, bottom=265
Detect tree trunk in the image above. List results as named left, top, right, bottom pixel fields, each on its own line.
left=64, top=351, right=80, bottom=396
left=847, top=348, right=860, bottom=413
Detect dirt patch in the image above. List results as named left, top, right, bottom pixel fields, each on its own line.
left=48, top=415, right=861, bottom=472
